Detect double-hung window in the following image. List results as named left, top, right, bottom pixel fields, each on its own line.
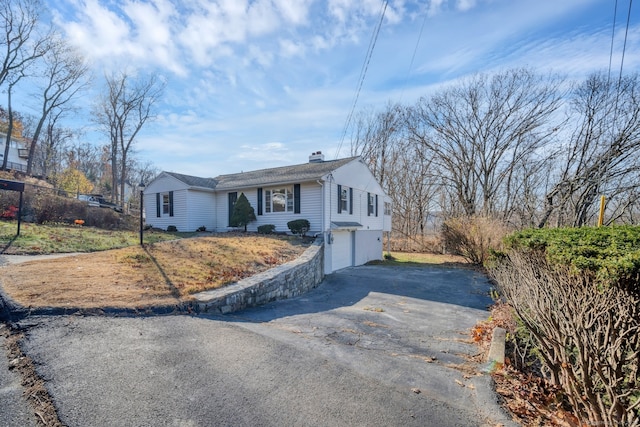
left=156, top=191, right=174, bottom=217
left=257, top=185, right=301, bottom=215
left=337, top=185, right=352, bottom=214
left=367, top=192, right=379, bottom=216
left=162, top=194, right=171, bottom=214
left=384, top=201, right=392, bottom=216
left=266, top=186, right=292, bottom=213
left=341, top=187, right=349, bottom=212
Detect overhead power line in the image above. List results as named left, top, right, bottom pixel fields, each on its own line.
left=334, top=0, right=388, bottom=159
left=398, top=7, right=428, bottom=104
left=617, top=0, right=633, bottom=84
left=607, top=0, right=619, bottom=84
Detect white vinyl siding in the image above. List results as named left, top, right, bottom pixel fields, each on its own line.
left=254, top=183, right=322, bottom=234
left=186, top=190, right=216, bottom=232
left=323, top=160, right=388, bottom=273
left=145, top=189, right=188, bottom=231
left=213, top=183, right=322, bottom=234
left=145, top=157, right=389, bottom=272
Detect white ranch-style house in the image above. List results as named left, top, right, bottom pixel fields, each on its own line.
left=143, top=153, right=392, bottom=273
left=0, top=132, right=29, bottom=173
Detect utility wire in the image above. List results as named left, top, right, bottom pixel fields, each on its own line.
left=617, top=0, right=633, bottom=84
left=607, top=0, right=619, bottom=84
left=398, top=7, right=428, bottom=104
left=334, top=0, right=388, bottom=159
left=599, top=0, right=633, bottom=222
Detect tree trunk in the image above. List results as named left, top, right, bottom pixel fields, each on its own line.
left=1, top=88, right=14, bottom=171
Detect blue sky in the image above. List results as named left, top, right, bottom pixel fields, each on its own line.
left=38, top=0, right=639, bottom=177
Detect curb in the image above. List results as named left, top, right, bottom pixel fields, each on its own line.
left=478, top=326, right=518, bottom=426
left=486, top=327, right=506, bottom=371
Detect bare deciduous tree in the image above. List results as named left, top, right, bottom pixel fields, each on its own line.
left=407, top=68, right=564, bottom=219
left=350, top=103, right=442, bottom=251
left=0, top=0, right=48, bottom=170
left=25, top=34, right=90, bottom=175
left=350, top=102, right=403, bottom=188
left=539, top=72, right=640, bottom=227
left=93, top=72, right=164, bottom=208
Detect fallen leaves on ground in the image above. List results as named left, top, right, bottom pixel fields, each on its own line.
left=493, top=367, right=579, bottom=426
left=0, top=233, right=311, bottom=309
left=472, top=302, right=581, bottom=426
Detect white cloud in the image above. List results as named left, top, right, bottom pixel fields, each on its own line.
left=45, top=0, right=637, bottom=177
left=58, top=0, right=131, bottom=58
left=272, top=0, right=312, bottom=25
left=427, top=0, right=445, bottom=16
left=456, top=0, right=477, bottom=11
left=279, top=39, right=305, bottom=58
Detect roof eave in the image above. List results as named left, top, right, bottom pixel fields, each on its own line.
left=217, top=177, right=325, bottom=191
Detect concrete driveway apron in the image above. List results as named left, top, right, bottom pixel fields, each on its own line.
left=13, top=264, right=514, bottom=427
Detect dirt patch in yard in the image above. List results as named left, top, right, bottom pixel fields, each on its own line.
left=0, top=234, right=311, bottom=309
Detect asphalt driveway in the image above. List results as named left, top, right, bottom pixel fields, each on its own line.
left=4, top=264, right=514, bottom=427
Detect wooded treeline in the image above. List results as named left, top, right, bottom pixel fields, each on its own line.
left=350, top=68, right=640, bottom=250
left=0, top=0, right=162, bottom=209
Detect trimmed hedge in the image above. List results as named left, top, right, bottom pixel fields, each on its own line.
left=502, top=225, right=640, bottom=288
left=287, top=219, right=310, bottom=237
left=257, top=224, right=276, bottom=234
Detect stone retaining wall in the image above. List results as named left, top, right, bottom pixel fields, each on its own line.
left=193, top=238, right=324, bottom=314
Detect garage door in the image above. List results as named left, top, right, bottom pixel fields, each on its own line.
left=332, top=231, right=353, bottom=271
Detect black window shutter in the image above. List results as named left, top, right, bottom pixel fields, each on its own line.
left=337, top=185, right=342, bottom=213
left=367, top=192, right=371, bottom=216
left=156, top=193, right=160, bottom=217
left=257, top=188, right=263, bottom=215
left=375, top=194, right=379, bottom=217
left=169, top=191, right=174, bottom=217
left=294, top=184, right=301, bottom=214
left=349, top=188, right=353, bottom=215
left=228, top=192, right=237, bottom=226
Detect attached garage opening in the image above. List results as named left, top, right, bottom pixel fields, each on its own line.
left=330, top=222, right=362, bottom=272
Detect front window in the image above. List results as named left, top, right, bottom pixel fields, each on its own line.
left=384, top=202, right=392, bottom=216
left=265, top=186, right=294, bottom=213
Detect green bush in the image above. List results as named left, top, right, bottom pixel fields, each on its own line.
left=503, top=225, right=640, bottom=288
left=257, top=224, right=276, bottom=234
left=197, top=226, right=207, bottom=232
left=230, top=192, right=256, bottom=232
left=167, top=225, right=178, bottom=232
left=287, top=219, right=310, bottom=237
left=490, top=225, right=640, bottom=426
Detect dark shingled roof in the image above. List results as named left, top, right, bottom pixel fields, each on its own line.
left=162, top=157, right=358, bottom=190
left=164, top=171, right=218, bottom=189
left=214, top=157, right=358, bottom=189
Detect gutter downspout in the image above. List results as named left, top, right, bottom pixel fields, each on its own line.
left=317, top=179, right=325, bottom=236
left=321, top=174, right=334, bottom=275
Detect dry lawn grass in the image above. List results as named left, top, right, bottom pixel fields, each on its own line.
left=0, top=234, right=310, bottom=309
left=387, top=251, right=468, bottom=265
